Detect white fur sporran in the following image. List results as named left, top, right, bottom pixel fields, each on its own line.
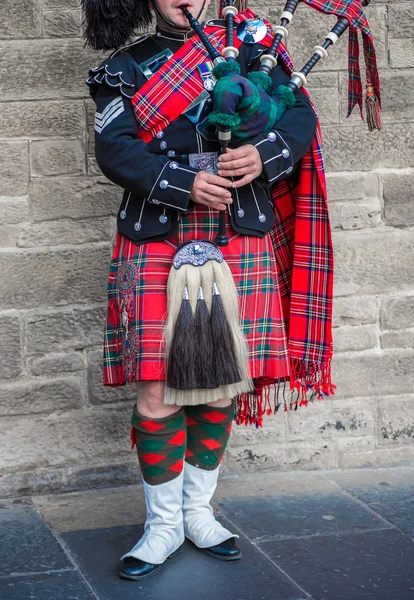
left=163, top=241, right=253, bottom=405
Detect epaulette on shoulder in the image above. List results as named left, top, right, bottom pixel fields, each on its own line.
left=86, top=34, right=151, bottom=99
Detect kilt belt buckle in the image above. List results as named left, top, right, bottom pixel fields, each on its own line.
left=188, top=151, right=219, bottom=174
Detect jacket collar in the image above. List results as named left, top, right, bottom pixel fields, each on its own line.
left=155, top=22, right=204, bottom=42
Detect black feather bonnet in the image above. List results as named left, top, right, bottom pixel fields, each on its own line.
left=81, top=0, right=153, bottom=50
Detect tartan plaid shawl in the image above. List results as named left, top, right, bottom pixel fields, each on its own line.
left=131, top=24, right=242, bottom=141
left=302, top=0, right=381, bottom=122
left=131, top=9, right=336, bottom=409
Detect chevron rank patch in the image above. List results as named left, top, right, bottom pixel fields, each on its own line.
left=94, top=96, right=125, bottom=133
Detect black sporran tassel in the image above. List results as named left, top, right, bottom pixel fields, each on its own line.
left=167, top=285, right=197, bottom=389
left=194, top=286, right=216, bottom=388
left=211, top=282, right=242, bottom=385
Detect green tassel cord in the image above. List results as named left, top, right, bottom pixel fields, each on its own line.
left=248, top=71, right=273, bottom=92
left=212, top=61, right=241, bottom=79
left=275, top=84, right=297, bottom=109
left=208, top=111, right=242, bottom=129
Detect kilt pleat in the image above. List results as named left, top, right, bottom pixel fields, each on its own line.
left=103, top=204, right=290, bottom=388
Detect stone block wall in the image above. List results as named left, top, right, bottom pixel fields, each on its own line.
left=0, top=1, right=413, bottom=497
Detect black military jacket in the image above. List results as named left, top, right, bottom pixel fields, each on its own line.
left=86, top=20, right=317, bottom=243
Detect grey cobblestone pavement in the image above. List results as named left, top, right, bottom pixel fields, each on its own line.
left=1, top=466, right=413, bottom=600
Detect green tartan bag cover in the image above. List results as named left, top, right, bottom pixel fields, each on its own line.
left=208, top=65, right=296, bottom=145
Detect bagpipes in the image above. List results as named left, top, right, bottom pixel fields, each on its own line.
left=179, top=0, right=379, bottom=247
left=163, top=0, right=381, bottom=407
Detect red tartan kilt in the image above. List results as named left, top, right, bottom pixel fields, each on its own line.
left=103, top=204, right=289, bottom=387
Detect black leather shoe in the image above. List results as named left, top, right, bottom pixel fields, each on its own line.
left=118, top=544, right=184, bottom=580
left=200, top=537, right=242, bottom=561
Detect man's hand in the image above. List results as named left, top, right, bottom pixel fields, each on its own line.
left=190, top=171, right=234, bottom=211
left=217, top=145, right=263, bottom=188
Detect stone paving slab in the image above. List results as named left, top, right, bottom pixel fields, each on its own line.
left=0, top=501, right=96, bottom=600
left=0, top=571, right=96, bottom=600
left=216, top=492, right=390, bottom=543
left=0, top=501, right=72, bottom=577
left=61, top=517, right=307, bottom=600
left=258, top=528, right=414, bottom=600
left=32, top=484, right=145, bottom=533
left=325, top=466, right=414, bottom=537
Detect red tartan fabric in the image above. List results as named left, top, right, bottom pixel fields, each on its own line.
left=269, top=123, right=335, bottom=395
left=103, top=209, right=290, bottom=389
left=131, top=21, right=245, bottom=142
left=301, top=0, right=381, bottom=121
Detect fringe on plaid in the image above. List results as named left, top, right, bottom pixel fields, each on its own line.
left=235, top=358, right=336, bottom=427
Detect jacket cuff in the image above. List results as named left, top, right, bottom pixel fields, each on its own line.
left=147, top=161, right=198, bottom=212
left=252, top=130, right=294, bottom=184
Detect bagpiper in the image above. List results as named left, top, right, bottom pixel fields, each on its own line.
left=82, top=0, right=380, bottom=580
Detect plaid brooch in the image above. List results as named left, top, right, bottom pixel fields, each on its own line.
left=302, top=0, right=381, bottom=129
